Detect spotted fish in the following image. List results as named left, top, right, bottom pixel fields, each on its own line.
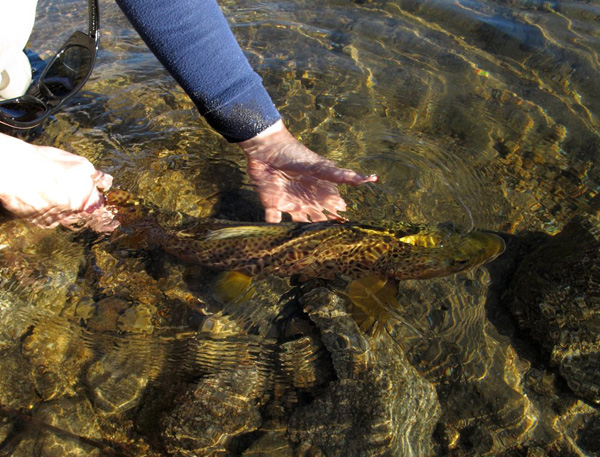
left=106, top=189, right=505, bottom=282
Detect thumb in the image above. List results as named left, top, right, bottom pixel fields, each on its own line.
left=93, top=171, right=113, bottom=191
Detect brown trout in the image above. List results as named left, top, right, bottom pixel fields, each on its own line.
left=106, top=189, right=505, bottom=282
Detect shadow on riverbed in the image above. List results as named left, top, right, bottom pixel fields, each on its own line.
left=488, top=216, right=600, bottom=406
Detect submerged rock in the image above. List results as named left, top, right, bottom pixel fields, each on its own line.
left=505, top=216, right=600, bottom=404
left=161, top=372, right=264, bottom=457
left=32, top=397, right=102, bottom=457
left=384, top=267, right=543, bottom=456
left=152, top=287, right=439, bottom=457
left=288, top=287, right=440, bottom=457
left=21, top=319, right=93, bottom=402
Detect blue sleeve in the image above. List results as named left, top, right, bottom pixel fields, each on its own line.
left=115, top=0, right=281, bottom=142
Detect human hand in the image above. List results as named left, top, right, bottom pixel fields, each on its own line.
left=0, top=133, right=118, bottom=232
left=239, top=120, right=378, bottom=223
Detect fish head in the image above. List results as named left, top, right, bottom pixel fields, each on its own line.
left=440, top=231, right=506, bottom=273
left=392, top=229, right=506, bottom=279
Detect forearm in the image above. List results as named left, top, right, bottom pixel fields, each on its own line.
left=115, top=0, right=281, bottom=142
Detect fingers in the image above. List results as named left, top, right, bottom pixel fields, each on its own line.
left=81, top=170, right=114, bottom=214
left=303, top=164, right=378, bottom=185
left=289, top=212, right=311, bottom=222
left=25, top=167, right=114, bottom=231
left=92, top=170, right=113, bottom=191
left=351, top=172, right=379, bottom=185
left=80, top=189, right=104, bottom=213
left=252, top=139, right=377, bottom=186
left=64, top=206, right=121, bottom=234
left=280, top=159, right=378, bottom=185
left=264, top=208, right=282, bottom=223
left=247, top=151, right=376, bottom=224
left=263, top=186, right=345, bottom=223
left=0, top=136, right=116, bottom=232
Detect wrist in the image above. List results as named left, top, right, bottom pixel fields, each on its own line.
left=238, top=120, right=295, bottom=156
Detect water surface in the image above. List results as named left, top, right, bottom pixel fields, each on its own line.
left=1, top=0, right=599, bottom=455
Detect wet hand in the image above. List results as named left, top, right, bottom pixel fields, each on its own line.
left=0, top=133, right=118, bottom=232
left=239, top=120, right=378, bottom=223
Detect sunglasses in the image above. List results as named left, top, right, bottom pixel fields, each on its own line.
left=0, top=0, right=99, bottom=129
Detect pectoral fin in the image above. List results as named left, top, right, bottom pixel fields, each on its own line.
left=343, top=276, right=400, bottom=335
left=213, top=271, right=255, bottom=305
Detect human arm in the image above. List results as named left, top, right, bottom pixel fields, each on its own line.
left=0, top=132, right=116, bottom=231
left=114, top=0, right=280, bottom=142
left=115, top=0, right=377, bottom=222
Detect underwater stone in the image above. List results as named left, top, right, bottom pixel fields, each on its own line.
left=161, top=373, right=263, bottom=457
left=32, top=397, right=102, bottom=457
left=288, top=287, right=440, bottom=456
left=85, top=335, right=166, bottom=415
left=0, top=347, right=36, bottom=410
left=242, top=430, right=294, bottom=456
left=21, top=320, right=93, bottom=401
left=505, top=216, right=600, bottom=404
left=279, top=335, right=329, bottom=389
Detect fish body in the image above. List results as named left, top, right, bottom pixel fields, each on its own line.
left=106, top=190, right=505, bottom=281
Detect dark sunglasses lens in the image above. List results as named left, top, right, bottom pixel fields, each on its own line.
left=42, top=45, right=93, bottom=98
left=0, top=98, right=48, bottom=123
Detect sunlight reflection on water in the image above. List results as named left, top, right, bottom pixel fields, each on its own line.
left=1, top=0, right=600, bottom=455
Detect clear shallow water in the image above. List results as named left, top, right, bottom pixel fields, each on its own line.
left=1, top=0, right=600, bottom=455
